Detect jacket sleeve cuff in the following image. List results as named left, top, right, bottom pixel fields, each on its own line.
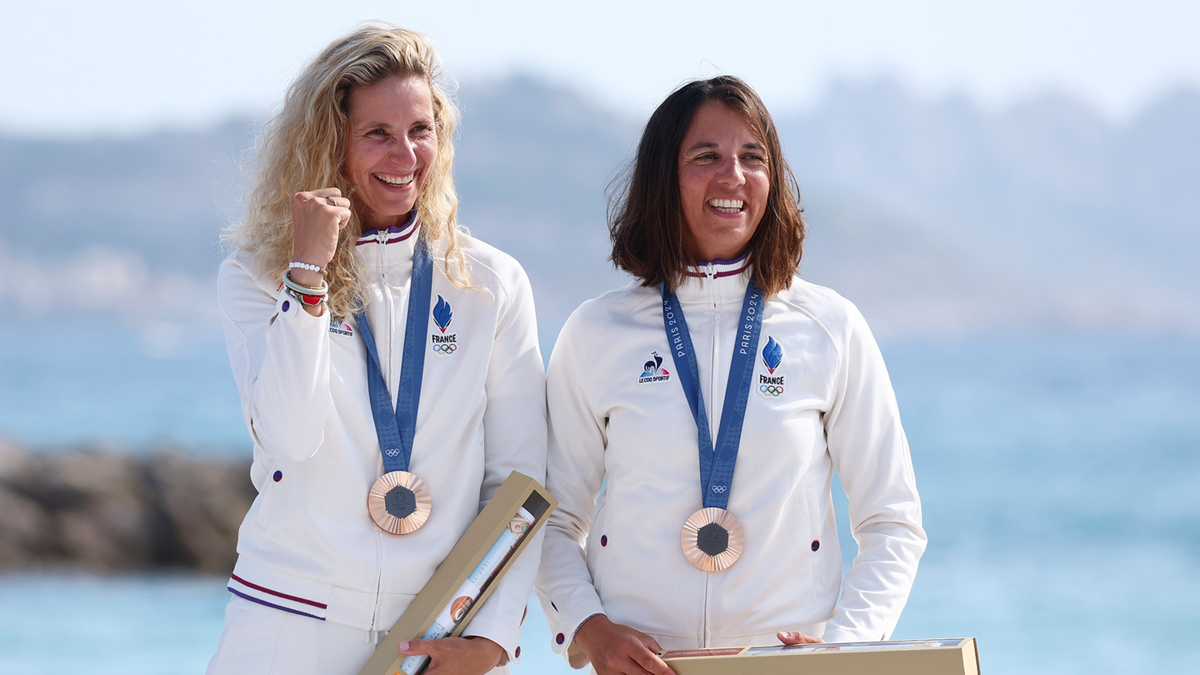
left=548, top=599, right=606, bottom=662
left=460, top=615, right=522, bottom=666
left=275, top=285, right=328, bottom=327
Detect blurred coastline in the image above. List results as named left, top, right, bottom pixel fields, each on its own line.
left=0, top=444, right=251, bottom=573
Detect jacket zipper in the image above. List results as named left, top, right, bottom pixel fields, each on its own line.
left=370, top=529, right=384, bottom=631
left=703, top=261, right=717, bottom=647
left=380, top=235, right=394, bottom=401
left=705, top=262, right=718, bottom=443
left=371, top=231, right=391, bottom=631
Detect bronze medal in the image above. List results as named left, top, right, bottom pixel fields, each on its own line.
left=680, top=507, right=744, bottom=572
left=367, top=471, right=432, bottom=535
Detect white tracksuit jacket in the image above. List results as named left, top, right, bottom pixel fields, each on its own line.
left=216, top=217, right=546, bottom=663
left=535, top=256, right=926, bottom=666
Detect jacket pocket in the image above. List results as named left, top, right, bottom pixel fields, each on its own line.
left=806, top=486, right=827, bottom=598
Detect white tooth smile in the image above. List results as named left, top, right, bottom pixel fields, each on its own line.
left=708, top=198, right=744, bottom=213
left=374, top=173, right=415, bottom=186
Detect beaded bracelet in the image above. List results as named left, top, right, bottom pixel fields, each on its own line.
left=288, top=261, right=323, bottom=274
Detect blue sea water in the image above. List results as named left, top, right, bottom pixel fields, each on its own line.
left=1, top=325, right=1198, bottom=674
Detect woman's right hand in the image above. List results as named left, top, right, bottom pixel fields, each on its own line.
left=574, top=615, right=674, bottom=675
left=290, top=187, right=351, bottom=287
left=778, top=630, right=824, bottom=644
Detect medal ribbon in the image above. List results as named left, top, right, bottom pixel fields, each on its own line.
left=354, top=235, right=432, bottom=474
left=662, top=281, right=764, bottom=510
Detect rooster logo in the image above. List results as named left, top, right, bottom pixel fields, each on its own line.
left=642, top=352, right=668, bottom=377
left=637, top=351, right=672, bottom=385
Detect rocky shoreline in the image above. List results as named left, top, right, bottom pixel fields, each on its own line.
left=0, top=444, right=254, bottom=574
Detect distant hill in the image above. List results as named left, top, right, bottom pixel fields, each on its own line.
left=452, top=75, right=639, bottom=346
left=781, top=80, right=1200, bottom=335
left=1, top=75, right=1196, bottom=341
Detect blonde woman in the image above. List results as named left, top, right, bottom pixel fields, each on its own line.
left=208, top=25, right=546, bottom=675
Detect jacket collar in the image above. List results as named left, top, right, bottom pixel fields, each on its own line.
left=353, top=211, right=419, bottom=267
left=674, top=252, right=751, bottom=306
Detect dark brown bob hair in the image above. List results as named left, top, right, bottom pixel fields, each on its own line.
left=609, top=76, right=805, bottom=298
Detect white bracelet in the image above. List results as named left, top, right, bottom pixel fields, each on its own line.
left=289, top=261, right=323, bottom=274
left=283, top=270, right=329, bottom=295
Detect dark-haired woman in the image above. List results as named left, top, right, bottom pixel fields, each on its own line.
left=535, top=77, right=926, bottom=675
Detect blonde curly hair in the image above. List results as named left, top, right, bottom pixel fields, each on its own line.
left=226, top=23, right=468, bottom=318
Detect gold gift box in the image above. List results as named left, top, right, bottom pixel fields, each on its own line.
left=662, top=637, right=980, bottom=675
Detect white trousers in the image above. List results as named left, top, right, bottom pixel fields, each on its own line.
left=207, top=595, right=384, bottom=675
left=207, top=595, right=512, bottom=675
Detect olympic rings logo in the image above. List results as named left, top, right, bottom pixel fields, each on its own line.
left=432, top=343, right=458, bottom=355
left=759, top=384, right=785, bottom=397
left=711, top=485, right=728, bottom=494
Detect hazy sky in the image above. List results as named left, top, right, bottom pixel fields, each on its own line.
left=4, top=0, right=1199, bottom=136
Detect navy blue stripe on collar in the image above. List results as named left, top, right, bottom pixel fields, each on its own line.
left=685, top=250, right=750, bottom=278
left=356, top=210, right=418, bottom=246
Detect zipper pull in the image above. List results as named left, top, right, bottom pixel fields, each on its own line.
left=376, top=229, right=388, bottom=279
left=706, top=262, right=718, bottom=308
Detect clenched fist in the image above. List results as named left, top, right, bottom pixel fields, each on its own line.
left=290, top=187, right=351, bottom=288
